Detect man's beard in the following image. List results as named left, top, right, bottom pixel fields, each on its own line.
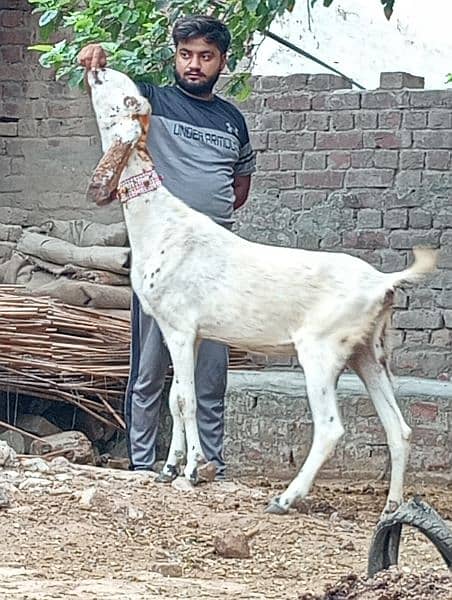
left=174, top=68, right=220, bottom=97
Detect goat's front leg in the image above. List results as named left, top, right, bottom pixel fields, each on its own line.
left=156, top=377, right=187, bottom=483
left=162, top=331, right=216, bottom=485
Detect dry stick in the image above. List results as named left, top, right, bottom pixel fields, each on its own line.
left=41, top=447, right=76, bottom=460
left=56, top=391, right=121, bottom=430
left=0, top=288, right=254, bottom=434
left=17, top=447, right=75, bottom=460
left=98, top=394, right=126, bottom=429
left=0, top=418, right=47, bottom=444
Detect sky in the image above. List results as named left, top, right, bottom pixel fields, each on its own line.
left=252, top=1, right=452, bottom=89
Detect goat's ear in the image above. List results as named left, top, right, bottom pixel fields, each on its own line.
left=86, top=138, right=133, bottom=206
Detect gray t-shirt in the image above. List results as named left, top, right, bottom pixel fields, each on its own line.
left=137, top=83, right=256, bottom=228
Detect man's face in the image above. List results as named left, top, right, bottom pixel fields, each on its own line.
left=174, top=36, right=226, bottom=97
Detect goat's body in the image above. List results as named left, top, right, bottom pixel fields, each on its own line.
left=87, top=68, right=437, bottom=515
left=126, top=189, right=419, bottom=367
left=125, top=165, right=393, bottom=357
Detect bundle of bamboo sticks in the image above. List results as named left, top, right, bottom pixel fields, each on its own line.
left=0, top=286, right=254, bottom=433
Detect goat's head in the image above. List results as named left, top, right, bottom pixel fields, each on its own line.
left=86, top=68, right=152, bottom=206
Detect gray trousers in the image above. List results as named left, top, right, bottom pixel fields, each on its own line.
left=125, top=293, right=229, bottom=476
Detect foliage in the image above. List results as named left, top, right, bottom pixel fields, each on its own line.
left=28, top=0, right=396, bottom=95
left=28, top=0, right=296, bottom=95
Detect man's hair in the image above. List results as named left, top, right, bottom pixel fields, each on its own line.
left=172, top=15, right=231, bottom=55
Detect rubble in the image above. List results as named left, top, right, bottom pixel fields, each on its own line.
left=0, top=446, right=450, bottom=599
left=214, top=529, right=252, bottom=559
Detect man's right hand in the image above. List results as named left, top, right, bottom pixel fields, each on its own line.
left=78, top=44, right=107, bottom=70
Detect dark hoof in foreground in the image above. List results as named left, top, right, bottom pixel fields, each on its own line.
left=265, top=497, right=289, bottom=515
left=155, top=465, right=178, bottom=483
left=189, top=461, right=217, bottom=485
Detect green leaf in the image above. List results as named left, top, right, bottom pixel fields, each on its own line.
left=226, top=73, right=252, bottom=101
left=67, top=68, right=85, bottom=87
left=39, top=9, right=58, bottom=27
left=28, top=44, right=54, bottom=52
left=101, top=42, right=120, bottom=53
left=245, top=0, right=261, bottom=11
left=323, top=0, right=334, bottom=6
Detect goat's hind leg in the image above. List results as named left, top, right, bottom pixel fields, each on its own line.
left=267, top=341, right=345, bottom=514
left=349, top=339, right=412, bottom=514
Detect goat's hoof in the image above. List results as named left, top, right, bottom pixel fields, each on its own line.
left=189, top=460, right=216, bottom=486
left=155, top=464, right=178, bottom=483
left=382, top=499, right=401, bottom=516
left=265, top=497, right=289, bottom=515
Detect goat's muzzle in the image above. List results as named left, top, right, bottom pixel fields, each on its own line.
left=86, top=138, right=134, bottom=206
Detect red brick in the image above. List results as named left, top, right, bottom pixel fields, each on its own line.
left=307, top=74, right=351, bottom=91
left=380, top=72, right=424, bottom=89
left=343, top=230, right=389, bottom=249
left=1, top=9, right=23, bottom=27
left=409, top=91, right=452, bottom=108
left=413, top=130, right=452, bottom=149
left=410, top=402, right=438, bottom=422
left=328, top=151, right=351, bottom=169
left=345, top=168, right=394, bottom=187
left=425, top=150, right=450, bottom=170
left=281, top=113, right=305, bottom=131
left=0, top=44, right=23, bottom=63
left=361, top=91, right=398, bottom=109
left=325, top=93, right=360, bottom=110
left=297, top=170, right=344, bottom=189
left=317, top=131, right=362, bottom=150
left=1, top=28, right=30, bottom=44
left=378, top=111, right=402, bottom=129
left=253, top=172, right=295, bottom=190
left=403, top=111, right=427, bottom=129
left=331, top=112, right=354, bottom=130
left=428, top=110, right=452, bottom=129
left=266, top=94, right=311, bottom=111
left=268, top=132, right=314, bottom=151
left=364, top=130, right=412, bottom=149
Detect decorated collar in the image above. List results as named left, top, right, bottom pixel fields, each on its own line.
left=114, top=169, right=163, bottom=204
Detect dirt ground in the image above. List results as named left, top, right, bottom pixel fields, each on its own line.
left=0, top=460, right=451, bottom=600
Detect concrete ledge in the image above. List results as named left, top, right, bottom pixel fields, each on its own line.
left=224, top=370, right=451, bottom=482
left=227, top=370, right=452, bottom=398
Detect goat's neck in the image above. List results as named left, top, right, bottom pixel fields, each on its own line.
left=119, top=149, right=180, bottom=259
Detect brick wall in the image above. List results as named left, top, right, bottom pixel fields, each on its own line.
left=0, top=0, right=121, bottom=225
left=233, top=73, right=451, bottom=378
left=1, top=2, right=451, bottom=378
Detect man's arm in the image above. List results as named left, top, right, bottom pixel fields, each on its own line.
left=233, top=174, right=251, bottom=211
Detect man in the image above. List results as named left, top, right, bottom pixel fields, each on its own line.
left=78, top=15, right=255, bottom=478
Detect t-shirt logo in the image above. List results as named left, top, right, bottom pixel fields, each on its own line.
left=225, top=121, right=239, bottom=138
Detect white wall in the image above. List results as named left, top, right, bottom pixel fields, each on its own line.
left=252, top=0, right=452, bottom=90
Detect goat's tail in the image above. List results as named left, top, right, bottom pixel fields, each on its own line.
left=385, top=247, right=438, bottom=288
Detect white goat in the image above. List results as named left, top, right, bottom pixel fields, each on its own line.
left=86, top=68, right=437, bottom=514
